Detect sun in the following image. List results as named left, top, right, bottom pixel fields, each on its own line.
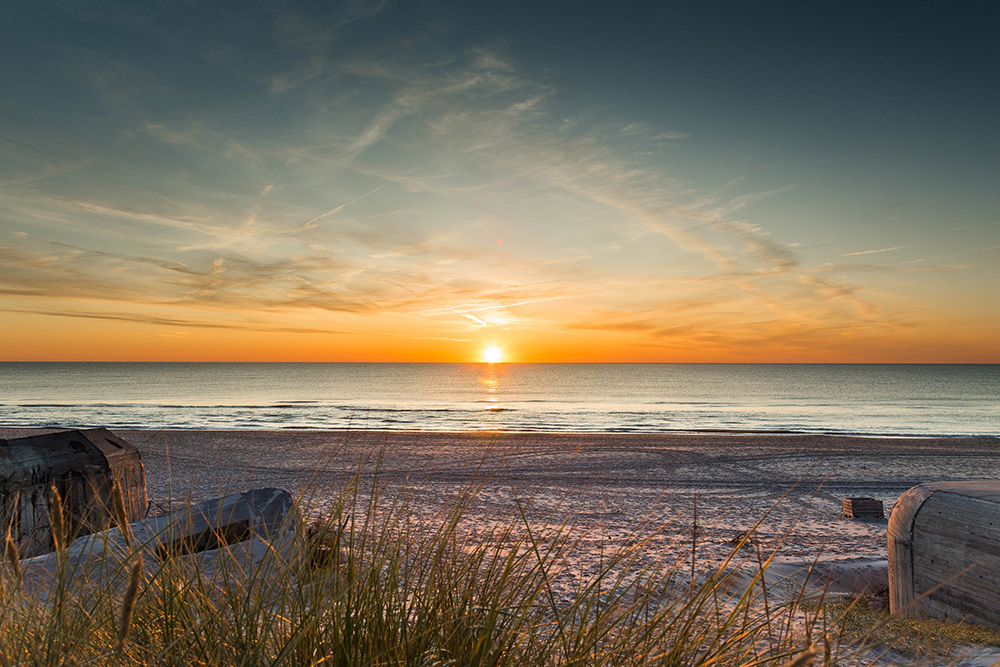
left=483, top=345, right=503, bottom=364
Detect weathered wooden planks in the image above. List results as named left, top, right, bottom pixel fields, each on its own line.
left=18, top=487, right=297, bottom=602
left=0, top=428, right=147, bottom=557
left=888, top=481, right=1000, bottom=628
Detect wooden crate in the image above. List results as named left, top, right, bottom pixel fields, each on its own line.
left=842, top=497, right=884, bottom=518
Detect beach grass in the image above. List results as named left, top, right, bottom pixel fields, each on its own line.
left=0, top=468, right=980, bottom=667
left=811, top=597, right=1000, bottom=661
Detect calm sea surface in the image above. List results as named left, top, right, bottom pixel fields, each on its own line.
left=0, top=363, right=997, bottom=437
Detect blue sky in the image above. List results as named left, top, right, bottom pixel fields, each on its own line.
left=1, top=1, right=998, bottom=361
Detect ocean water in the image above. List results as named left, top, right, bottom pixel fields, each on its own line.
left=0, top=363, right=997, bottom=437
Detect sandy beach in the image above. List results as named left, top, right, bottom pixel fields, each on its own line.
left=9, top=425, right=1000, bottom=667
left=5, top=428, right=998, bottom=571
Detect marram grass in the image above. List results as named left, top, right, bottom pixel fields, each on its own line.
left=0, top=471, right=981, bottom=667
left=812, top=597, right=1000, bottom=661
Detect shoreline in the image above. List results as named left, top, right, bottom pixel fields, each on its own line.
left=3, top=425, right=999, bottom=439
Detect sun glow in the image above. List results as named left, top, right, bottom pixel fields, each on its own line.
left=483, top=345, right=503, bottom=363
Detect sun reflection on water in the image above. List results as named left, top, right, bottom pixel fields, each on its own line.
left=479, top=363, right=504, bottom=414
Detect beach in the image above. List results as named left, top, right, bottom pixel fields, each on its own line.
left=8, top=425, right=1000, bottom=667
left=5, top=428, right=998, bottom=570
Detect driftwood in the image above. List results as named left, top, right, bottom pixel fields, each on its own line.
left=888, top=481, right=1000, bottom=628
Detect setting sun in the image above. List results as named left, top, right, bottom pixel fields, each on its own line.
left=483, top=345, right=503, bottom=364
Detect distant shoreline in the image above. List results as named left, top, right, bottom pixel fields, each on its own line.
left=3, top=425, right=998, bottom=440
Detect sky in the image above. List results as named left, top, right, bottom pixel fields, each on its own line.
left=1, top=1, right=998, bottom=363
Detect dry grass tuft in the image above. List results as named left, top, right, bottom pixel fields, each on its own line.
left=814, top=597, right=1000, bottom=660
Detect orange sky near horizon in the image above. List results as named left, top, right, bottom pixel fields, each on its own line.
left=3, top=305, right=998, bottom=363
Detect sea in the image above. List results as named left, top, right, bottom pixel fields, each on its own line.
left=0, top=363, right=997, bottom=437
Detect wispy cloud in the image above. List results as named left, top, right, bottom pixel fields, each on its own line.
left=0, top=306, right=354, bottom=336
left=842, top=246, right=905, bottom=257
left=294, top=184, right=389, bottom=231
